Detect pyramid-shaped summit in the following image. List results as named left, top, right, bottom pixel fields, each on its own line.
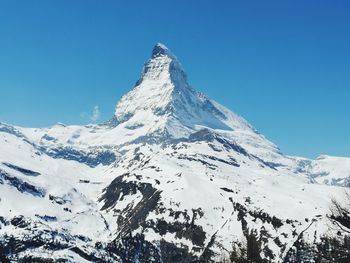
left=115, top=43, right=190, bottom=123
left=115, top=43, right=252, bottom=138
left=151, top=42, right=175, bottom=58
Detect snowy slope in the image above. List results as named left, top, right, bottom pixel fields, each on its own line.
left=304, top=155, right=350, bottom=186
left=0, top=43, right=349, bottom=262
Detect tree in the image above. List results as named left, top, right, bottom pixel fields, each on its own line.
left=329, top=191, right=350, bottom=235
left=0, top=246, right=10, bottom=263
left=229, top=230, right=265, bottom=263
left=322, top=191, right=350, bottom=263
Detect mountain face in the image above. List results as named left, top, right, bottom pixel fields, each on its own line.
left=116, top=43, right=251, bottom=139
left=0, top=43, right=349, bottom=262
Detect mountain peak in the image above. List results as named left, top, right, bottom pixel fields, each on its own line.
left=141, top=42, right=186, bottom=84
left=115, top=43, right=190, bottom=124
left=115, top=43, right=252, bottom=138
left=151, top=43, right=174, bottom=58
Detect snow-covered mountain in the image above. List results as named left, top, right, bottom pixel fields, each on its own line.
left=0, top=43, right=349, bottom=262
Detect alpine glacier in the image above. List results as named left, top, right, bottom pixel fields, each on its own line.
left=0, top=43, right=349, bottom=262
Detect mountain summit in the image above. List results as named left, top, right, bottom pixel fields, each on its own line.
left=115, top=43, right=253, bottom=139
left=151, top=42, right=176, bottom=58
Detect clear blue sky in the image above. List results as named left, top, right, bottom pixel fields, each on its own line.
left=0, top=0, right=349, bottom=158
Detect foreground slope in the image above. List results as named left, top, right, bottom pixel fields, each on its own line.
left=0, top=43, right=349, bottom=262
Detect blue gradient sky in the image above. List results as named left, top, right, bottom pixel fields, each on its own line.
left=0, top=1, right=349, bottom=158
